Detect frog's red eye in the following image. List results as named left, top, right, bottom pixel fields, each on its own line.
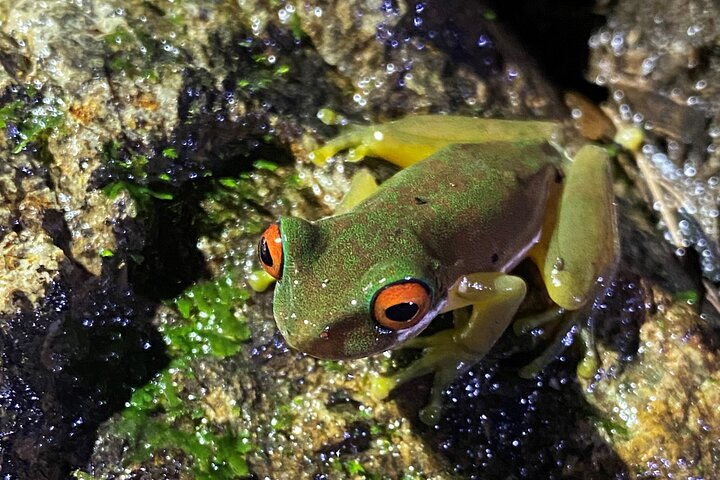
left=372, top=280, right=431, bottom=330
left=258, top=223, right=283, bottom=279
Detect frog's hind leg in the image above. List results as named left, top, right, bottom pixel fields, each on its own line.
left=310, top=116, right=558, bottom=168
left=533, top=144, right=617, bottom=310
left=372, top=272, right=527, bottom=424
left=524, top=144, right=617, bottom=377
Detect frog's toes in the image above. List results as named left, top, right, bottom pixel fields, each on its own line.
left=512, top=306, right=564, bottom=335
left=575, top=327, right=599, bottom=378
left=516, top=315, right=599, bottom=379
left=372, top=334, right=479, bottom=424
left=247, top=269, right=276, bottom=292
left=517, top=313, right=576, bottom=379
left=309, top=128, right=373, bottom=165
left=370, top=373, right=395, bottom=400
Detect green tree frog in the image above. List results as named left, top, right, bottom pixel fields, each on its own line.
left=258, top=115, right=617, bottom=423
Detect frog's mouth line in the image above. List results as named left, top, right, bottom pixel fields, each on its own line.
left=392, top=296, right=448, bottom=346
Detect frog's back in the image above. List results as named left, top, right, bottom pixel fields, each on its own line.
left=356, top=141, right=560, bottom=281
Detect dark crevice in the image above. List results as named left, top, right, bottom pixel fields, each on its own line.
left=485, top=0, right=608, bottom=101
left=0, top=262, right=168, bottom=479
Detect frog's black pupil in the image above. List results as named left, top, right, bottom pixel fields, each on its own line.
left=385, top=302, right=419, bottom=322
left=259, top=237, right=273, bottom=267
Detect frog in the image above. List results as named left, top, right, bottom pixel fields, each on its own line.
left=257, top=115, right=618, bottom=424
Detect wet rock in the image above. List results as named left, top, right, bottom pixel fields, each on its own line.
left=588, top=0, right=720, bottom=282
left=0, top=166, right=65, bottom=313
left=584, top=296, right=720, bottom=478
left=0, top=266, right=166, bottom=479
left=0, top=0, right=717, bottom=479
left=581, top=0, right=720, bottom=476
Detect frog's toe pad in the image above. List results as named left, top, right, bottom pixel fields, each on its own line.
left=370, top=374, right=395, bottom=400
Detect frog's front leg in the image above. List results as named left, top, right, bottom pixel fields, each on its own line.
left=372, top=272, right=527, bottom=425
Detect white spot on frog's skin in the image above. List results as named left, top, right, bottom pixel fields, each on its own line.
left=378, top=277, right=386, bottom=284
left=350, top=299, right=358, bottom=306
left=550, top=270, right=562, bottom=288
left=373, top=130, right=384, bottom=141
left=321, top=279, right=330, bottom=288
left=457, top=275, right=490, bottom=295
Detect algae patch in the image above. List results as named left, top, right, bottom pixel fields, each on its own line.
left=103, top=276, right=253, bottom=479
left=0, top=88, right=65, bottom=155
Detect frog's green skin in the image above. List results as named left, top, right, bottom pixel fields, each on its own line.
left=278, top=141, right=556, bottom=355
left=268, top=116, right=617, bottom=423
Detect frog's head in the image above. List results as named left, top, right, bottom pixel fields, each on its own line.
left=258, top=216, right=445, bottom=359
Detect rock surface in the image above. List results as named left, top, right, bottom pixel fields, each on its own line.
left=0, top=0, right=717, bottom=479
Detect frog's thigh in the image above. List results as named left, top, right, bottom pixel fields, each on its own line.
left=540, top=145, right=617, bottom=310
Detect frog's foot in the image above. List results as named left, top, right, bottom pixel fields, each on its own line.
left=373, top=272, right=528, bottom=424
left=248, top=269, right=276, bottom=292
left=575, top=325, right=599, bottom=378
left=512, top=306, right=565, bottom=336
left=371, top=329, right=480, bottom=425
left=514, top=309, right=598, bottom=379
left=309, top=128, right=374, bottom=165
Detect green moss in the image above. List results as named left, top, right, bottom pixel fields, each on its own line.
left=483, top=9, right=497, bottom=20
left=102, top=275, right=254, bottom=478
left=236, top=57, right=291, bottom=94
left=288, top=12, right=305, bottom=41
left=103, top=24, right=179, bottom=78
left=0, top=100, right=23, bottom=128
left=0, top=92, right=65, bottom=154
left=199, top=175, right=266, bottom=237
left=167, top=276, right=251, bottom=358
left=319, top=360, right=345, bottom=373
left=594, top=416, right=630, bottom=440
left=162, top=147, right=178, bottom=159
left=253, top=159, right=279, bottom=172
left=344, top=459, right=366, bottom=475
left=102, top=180, right=174, bottom=212
left=72, top=471, right=95, bottom=480
left=102, top=140, right=149, bottom=180
left=270, top=403, right=293, bottom=432
left=285, top=172, right=302, bottom=189
left=100, top=140, right=176, bottom=210
left=673, top=290, right=700, bottom=305
left=113, top=369, right=252, bottom=479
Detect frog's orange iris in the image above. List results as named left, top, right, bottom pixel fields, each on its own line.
left=372, top=280, right=431, bottom=330
left=258, top=223, right=283, bottom=279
